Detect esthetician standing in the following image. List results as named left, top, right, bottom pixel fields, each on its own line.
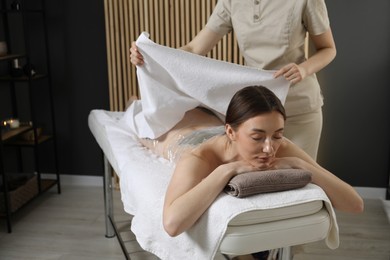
left=130, top=0, right=336, bottom=160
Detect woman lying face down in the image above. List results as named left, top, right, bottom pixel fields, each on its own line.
left=138, top=86, right=364, bottom=237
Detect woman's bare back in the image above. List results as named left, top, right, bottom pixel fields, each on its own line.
left=139, top=107, right=224, bottom=161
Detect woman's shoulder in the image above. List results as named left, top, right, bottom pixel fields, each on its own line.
left=275, top=137, right=294, bottom=157
left=174, top=147, right=217, bottom=179
left=190, top=135, right=226, bottom=165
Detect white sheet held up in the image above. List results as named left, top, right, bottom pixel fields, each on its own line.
left=122, top=32, right=290, bottom=139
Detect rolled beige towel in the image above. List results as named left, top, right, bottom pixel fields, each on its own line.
left=225, top=169, right=312, bottom=198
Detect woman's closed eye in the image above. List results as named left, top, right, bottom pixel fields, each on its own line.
left=251, top=133, right=283, bottom=142
left=251, top=134, right=265, bottom=141
left=273, top=132, right=284, bottom=140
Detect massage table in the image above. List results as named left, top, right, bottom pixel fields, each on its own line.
left=88, top=109, right=338, bottom=260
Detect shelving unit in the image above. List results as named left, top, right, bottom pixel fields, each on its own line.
left=0, top=0, right=60, bottom=233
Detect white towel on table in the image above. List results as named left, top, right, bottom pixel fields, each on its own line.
left=122, top=32, right=290, bottom=139
left=98, top=111, right=340, bottom=260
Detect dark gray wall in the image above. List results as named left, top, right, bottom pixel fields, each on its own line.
left=317, top=1, right=390, bottom=188
left=44, top=0, right=109, bottom=176
left=51, top=0, right=109, bottom=175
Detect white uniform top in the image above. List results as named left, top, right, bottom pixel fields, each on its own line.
left=206, top=0, right=330, bottom=116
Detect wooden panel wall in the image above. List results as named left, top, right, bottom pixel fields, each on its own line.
left=104, top=0, right=244, bottom=111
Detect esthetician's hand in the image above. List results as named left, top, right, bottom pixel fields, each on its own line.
left=130, top=41, right=144, bottom=66
left=274, top=63, right=306, bottom=85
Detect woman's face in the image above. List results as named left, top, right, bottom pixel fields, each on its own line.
left=230, top=111, right=285, bottom=169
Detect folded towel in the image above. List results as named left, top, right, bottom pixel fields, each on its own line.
left=225, top=169, right=312, bottom=198
left=121, top=32, right=290, bottom=139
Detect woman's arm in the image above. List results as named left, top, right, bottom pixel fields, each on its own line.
left=274, top=28, right=336, bottom=84
left=163, top=152, right=257, bottom=237
left=275, top=138, right=364, bottom=213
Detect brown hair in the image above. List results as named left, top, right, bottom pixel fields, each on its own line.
left=225, top=85, right=286, bottom=130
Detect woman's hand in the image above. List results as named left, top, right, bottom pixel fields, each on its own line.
left=224, top=160, right=265, bottom=175
left=270, top=157, right=304, bottom=170
left=129, top=41, right=144, bottom=66
left=274, top=63, right=307, bottom=84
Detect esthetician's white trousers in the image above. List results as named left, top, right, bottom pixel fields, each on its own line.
left=284, top=108, right=323, bottom=161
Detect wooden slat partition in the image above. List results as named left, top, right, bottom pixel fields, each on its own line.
left=104, top=0, right=244, bottom=111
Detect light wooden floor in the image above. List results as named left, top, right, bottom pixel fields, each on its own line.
left=0, top=185, right=389, bottom=260
left=294, top=200, right=390, bottom=260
